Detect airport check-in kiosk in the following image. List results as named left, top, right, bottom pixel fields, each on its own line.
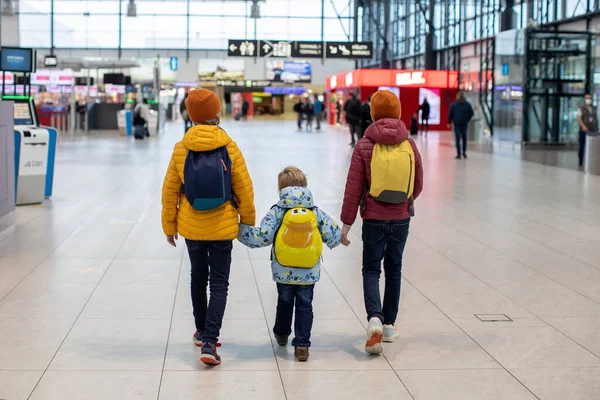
left=13, top=98, right=57, bottom=205
left=117, top=109, right=133, bottom=136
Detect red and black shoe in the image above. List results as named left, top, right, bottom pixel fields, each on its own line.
left=200, top=342, right=222, bottom=366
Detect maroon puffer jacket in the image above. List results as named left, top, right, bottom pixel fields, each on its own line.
left=341, top=118, right=424, bottom=226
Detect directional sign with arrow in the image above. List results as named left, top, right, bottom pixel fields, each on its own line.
left=259, top=40, right=292, bottom=58
left=227, top=39, right=259, bottom=57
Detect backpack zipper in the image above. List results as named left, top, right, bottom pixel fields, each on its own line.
left=221, top=159, right=227, bottom=171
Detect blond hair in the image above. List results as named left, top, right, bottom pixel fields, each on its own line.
left=278, top=166, right=307, bottom=191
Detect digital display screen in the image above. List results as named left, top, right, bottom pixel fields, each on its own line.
left=419, top=88, right=441, bottom=125
left=14, top=102, right=34, bottom=125
left=266, top=60, right=311, bottom=83
left=0, top=47, right=34, bottom=73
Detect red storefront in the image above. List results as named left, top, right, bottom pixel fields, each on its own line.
left=326, top=69, right=459, bottom=131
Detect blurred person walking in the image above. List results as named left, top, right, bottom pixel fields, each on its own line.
left=577, top=93, right=598, bottom=167
left=294, top=98, right=305, bottom=131
left=344, top=92, right=362, bottom=146
left=448, top=92, right=475, bottom=159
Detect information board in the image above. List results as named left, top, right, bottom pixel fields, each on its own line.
left=0, top=47, right=35, bottom=73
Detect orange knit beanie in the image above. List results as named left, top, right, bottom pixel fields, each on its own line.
left=185, top=89, right=221, bottom=124
left=370, top=90, right=401, bottom=121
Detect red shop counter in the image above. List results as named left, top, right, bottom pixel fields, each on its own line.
left=326, top=69, right=459, bottom=131
left=37, top=106, right=70, bottom=133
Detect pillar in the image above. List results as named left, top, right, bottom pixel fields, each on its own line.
left=501, top=0, right=517, bottom=32
left=424, top=0, right=437, bottom=70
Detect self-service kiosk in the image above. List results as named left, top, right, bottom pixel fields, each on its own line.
left=12, top=98, right=57, bottom=205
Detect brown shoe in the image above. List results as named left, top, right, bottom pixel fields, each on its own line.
left=294, top=346, right=309, bottom=362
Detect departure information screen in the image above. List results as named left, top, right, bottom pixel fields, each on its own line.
left=14, top=102, right=34, bottom=125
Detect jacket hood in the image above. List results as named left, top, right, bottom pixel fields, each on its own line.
left=276, top=186, right=315, bottom=209
left=182, top=125, right=231, bottom=151
left=364, top=118, right=409, bottom=145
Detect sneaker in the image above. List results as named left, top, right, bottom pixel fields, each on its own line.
left=274, top=333, right=289, bottom=347
left=200, top=343, right=222, bottom=366
left=294, top=346, right=310, bottom=362
left=463, top=153, right=468, bottom=159
left=365, top=317, right=384, bottom=354
left=383, top=324, right=399, bottom=343
left=192, top=331, right=203, bottom=347
left=455, top=155, right=462, bottom=159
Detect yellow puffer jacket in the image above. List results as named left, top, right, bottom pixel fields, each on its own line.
left=161, top=125, right=255, bottom=240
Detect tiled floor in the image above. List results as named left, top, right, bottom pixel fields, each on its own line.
left=1, top=121, right=600, bottom=400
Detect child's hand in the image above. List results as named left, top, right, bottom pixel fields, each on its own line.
left=341, top=225, right=351, bottom=246
left=166, top=233, right=178, bottom=247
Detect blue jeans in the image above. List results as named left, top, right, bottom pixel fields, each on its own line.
left=454, top=124, right=468, bottom=156
left=273, top=283, right=315, bottom=347
left=362, top=219, right=410, bottom=325
left=186, top=239, right=233, bottom=345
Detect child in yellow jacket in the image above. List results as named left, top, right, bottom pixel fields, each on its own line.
left=161, top=88, right=255, bottom=366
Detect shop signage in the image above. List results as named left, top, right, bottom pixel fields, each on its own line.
left=228, top=39, right=373, bottom=59
left=30, top=70, right=74, bottom=86
left=44, top=55, right=58, bottom=67
left=0, top=72, right=14, bottom=84
left=264, top=87, right=306, bottom=95
left=215, top=79, right=271, bottom=87
left=395, top=71, right=426, bottom=86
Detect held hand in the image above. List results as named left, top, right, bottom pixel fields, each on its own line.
left=341, top=225, right=351, bottom=247
left=166, top=233, right=178, bottom=247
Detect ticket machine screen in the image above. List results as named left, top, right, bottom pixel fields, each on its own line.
left=14, top=102, right=34, bottom=125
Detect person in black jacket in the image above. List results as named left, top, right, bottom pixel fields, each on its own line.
left=418, top=98, right=431, bottom=135
left=448, top=92, right=475, bottom=159
left=304, top=98, right=315, bottom=131
left=359, top=95, right=373, bottom=140
left=344, top=92, right=362, bottom=146
left=294, top=98, right=305, bottom=131
left=241, top=99, right=250, bottom=120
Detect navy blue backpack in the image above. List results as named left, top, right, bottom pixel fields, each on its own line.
left=182, top=146, right=238, bottom=211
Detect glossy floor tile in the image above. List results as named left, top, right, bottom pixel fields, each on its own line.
left=29, top=371, right=161, bottom=400
left=1, top=122, right=600, bottom=398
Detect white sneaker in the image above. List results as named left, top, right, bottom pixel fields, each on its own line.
left=365, top=317, right=384, bottom=354
left=383, top=324, right=399, bottom=343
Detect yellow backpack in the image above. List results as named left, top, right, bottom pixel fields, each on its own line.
left=274, top=207, right=323, bottom=268
left=370, top=141, right=415, bottom=204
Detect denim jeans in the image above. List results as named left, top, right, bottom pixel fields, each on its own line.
left=273, top=283, right=315, bottom=347
left=362, top=219, right=410, bottom=325
left=186, top=239, right=233, bottom=345
left=454, top=124, right=468, bottom=156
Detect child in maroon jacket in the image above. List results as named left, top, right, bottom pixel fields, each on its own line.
left=340, top=90, right=423, bottom=355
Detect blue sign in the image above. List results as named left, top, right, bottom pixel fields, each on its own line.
left=169, top=57, right=179, bottom=71
left=502, top=63, right=509, bottom=76
left=264, top=87, right=306, bottom=95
